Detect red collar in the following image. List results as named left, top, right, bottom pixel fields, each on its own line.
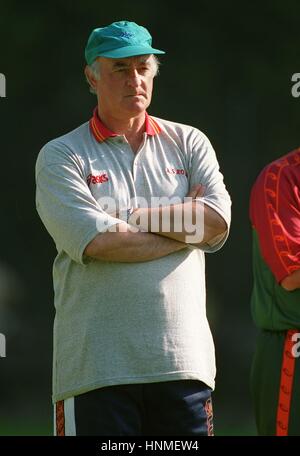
left=89, top=107, right=162, bottom=143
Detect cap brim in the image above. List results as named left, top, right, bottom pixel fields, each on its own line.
left=92, top=45, right=165, bottom=60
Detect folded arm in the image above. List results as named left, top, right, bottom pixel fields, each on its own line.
left=84, top=222, right=188, bottom=262
left=128, top=185, right=228, bottom=248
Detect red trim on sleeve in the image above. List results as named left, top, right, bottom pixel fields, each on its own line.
left=250, top=148, right=300, bottom=282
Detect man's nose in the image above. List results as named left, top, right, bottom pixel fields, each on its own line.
left=126, top=69, right=141, bottom=87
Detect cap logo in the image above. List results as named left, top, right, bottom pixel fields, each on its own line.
left=119, top=31, right=134, bottom=38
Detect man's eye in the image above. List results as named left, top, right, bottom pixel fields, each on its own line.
left=113, top=67, right=127, bottom=72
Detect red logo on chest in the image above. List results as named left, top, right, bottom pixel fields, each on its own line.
left=166, top=167, right=187, bottom=176
left=87, top=173, right=109, bottom=185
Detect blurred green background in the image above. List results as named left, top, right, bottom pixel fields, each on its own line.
left=0, top=0, right=299, bottom=436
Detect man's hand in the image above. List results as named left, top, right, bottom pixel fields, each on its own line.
left=108, top=184, right=205, bottom=227
left=281, top=269, right=300, bottom=291
left=127, top=184, right=206, bottom=230
left=126, top=183, right=227, bottom=247
left=186, top=184, right=206, bottom=199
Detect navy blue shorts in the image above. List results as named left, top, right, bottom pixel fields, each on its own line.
left=55, top=380, right=214, bottom=436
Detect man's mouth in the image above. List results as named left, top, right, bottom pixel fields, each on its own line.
left=125, top=93, right=144, bottom=98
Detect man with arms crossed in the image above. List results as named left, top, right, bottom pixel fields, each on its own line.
left=35, top=20, right=231, bottom=436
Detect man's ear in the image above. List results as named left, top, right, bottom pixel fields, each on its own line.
left=84, top=65, right=97, bottom=91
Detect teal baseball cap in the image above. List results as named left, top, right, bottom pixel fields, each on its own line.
left=85, top=20, right=165, bottom=65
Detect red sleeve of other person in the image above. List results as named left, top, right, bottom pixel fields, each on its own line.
left=250, top=148, right=300, bottom=283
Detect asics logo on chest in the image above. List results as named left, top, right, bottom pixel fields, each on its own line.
left=87, top=173, right=109, bottom=185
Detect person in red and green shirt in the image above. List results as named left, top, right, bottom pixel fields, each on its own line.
left=249, top=147, right=300, bottom=436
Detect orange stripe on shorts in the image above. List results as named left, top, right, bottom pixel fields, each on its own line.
left=276, top=329, right=298, bottom=436
left=56, top=400, right=65, bottom=436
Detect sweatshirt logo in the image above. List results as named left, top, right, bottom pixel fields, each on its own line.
left=166, top=167, right=188, bottom=176
left=87, top=173, right=109, bottom=185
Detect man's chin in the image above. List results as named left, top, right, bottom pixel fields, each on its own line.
left=123, top=99, right=149, bottom=114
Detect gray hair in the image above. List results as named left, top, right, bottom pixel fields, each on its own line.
left=85, top=55, right=160, bottom=95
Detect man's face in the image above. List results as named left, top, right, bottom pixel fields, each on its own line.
left=92, top=55, right=155, bottom=119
